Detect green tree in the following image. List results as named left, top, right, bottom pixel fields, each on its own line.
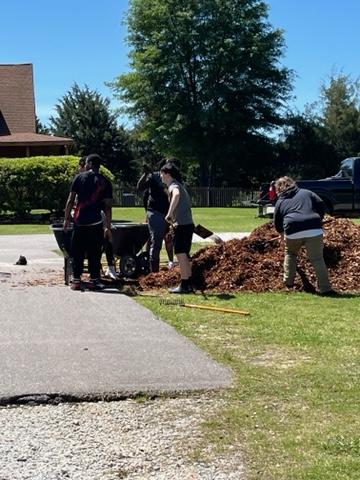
left=111, top=0, right=292, bottom=186
left=319, top=74, right=360, bottom=158
left=130, top=134, right=165, bottom=170
left=277, top=112, right=339, bottom=179
left=49, top=84, right=133, bottom=178
left=35, top=117, right=50, bottom=134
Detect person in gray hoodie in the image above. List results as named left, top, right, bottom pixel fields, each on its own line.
left=274, top=176, right=334, bottom=295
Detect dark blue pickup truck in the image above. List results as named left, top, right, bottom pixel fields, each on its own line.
left=258, top=157, right=360, bottom=217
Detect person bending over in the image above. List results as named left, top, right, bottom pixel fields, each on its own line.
left=274, top=176, right=334, bottom=296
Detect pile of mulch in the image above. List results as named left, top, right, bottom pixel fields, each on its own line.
left=139, top=217, right=360, bottom=293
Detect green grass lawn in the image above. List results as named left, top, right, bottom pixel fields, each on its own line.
left=1, top=208, right=359, bottom=236
left=0, top=224, right=53, bottom=235
left=138, top=290, right=360, bottom=479
left=2, top=208, right=358, bottom=235
left=1, top=208, right=360, bottom=478
left=111, top=206, right=267, bottom=232
left=0, top=207, right=268, bottom=235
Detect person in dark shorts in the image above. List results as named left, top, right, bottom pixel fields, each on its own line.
left=63, top=154, right=113, bottom=290
left=160, top=160, right=194, bottom=293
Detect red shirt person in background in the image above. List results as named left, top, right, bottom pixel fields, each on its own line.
left=268, top=181, right=277, bottom=203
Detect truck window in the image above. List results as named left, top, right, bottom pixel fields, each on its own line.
left=339, top=158, right=354, bottom=178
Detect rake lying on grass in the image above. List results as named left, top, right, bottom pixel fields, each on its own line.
left=160, top=299, right=250, bottom=315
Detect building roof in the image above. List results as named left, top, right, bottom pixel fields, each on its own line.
left=0, top=64, right=36, bottom=134
left=0, top=63, right=73, bottom=149
left=0, top=132, right=73, bottom=146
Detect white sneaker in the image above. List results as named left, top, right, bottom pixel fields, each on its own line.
left=168, top=261, right=175, bottom=269
left=105, top=266, right=117, bottom=280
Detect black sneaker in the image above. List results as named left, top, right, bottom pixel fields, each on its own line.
left=169, top=284, right=191, bottom=294
left=87, top=279, right=105, bottom=291
left=320, top=289, right=339, bottom=297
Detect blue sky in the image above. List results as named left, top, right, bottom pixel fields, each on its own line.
left=1, top=0, right=359, bottom=126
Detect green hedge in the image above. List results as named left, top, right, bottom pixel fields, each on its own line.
left=0, top=156, right=115, bottom=217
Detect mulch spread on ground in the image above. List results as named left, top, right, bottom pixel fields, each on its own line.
left=139, top=217, right=360, bottom=293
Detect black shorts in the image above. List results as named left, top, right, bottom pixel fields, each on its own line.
left=174, top=224, right=194, bottom=255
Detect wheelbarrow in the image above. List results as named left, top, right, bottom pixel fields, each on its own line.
left=111, top=223, right=150, bottom=278
left=50, top=221, right=150, bottom=284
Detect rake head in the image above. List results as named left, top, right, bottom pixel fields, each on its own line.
left=159, top=299, right=185, bottom=306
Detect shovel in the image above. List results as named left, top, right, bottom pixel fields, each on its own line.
left=296, top=266, right=317, bottom=293
left=248, top=235, right=281, bottom=252
left=193, top=224, right=224, bottom=244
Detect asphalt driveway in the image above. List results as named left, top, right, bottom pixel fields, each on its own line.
left=0, top=234, right=233, bottom=404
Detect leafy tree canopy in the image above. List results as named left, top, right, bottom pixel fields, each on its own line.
left=111, top=0, right=293, bottom=186
left=319, top=73, right=360, bottom=158
left=277, top=112, right=339, bottom=180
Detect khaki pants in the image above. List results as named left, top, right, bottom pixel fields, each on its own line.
left=284, top=235, right=331, bottom=294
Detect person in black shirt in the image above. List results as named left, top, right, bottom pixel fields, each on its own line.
left=274, top=176, right=334, bottom=295
left=63, top=154, right=113, bottom=290
left=137, top=164, right=170, bottom=272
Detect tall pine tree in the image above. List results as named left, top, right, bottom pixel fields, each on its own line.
left=50, top=84, right=133, bottom=179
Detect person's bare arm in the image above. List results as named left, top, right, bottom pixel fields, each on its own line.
left=103, top=198, right=113, bottom=240
left=165, top=187, right=180, bottom=223
left=63, top=192, right=76, bottom=232
left=137, top=172, right=149, bottom=191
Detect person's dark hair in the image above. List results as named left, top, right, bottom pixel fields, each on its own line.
left=78, top=156, right=86, bottom=168
left=155, top=158, right=166, bottom=171
left=160, top=160, right=182, bottom=182
left=86, top=153, right=102, bottom=171
left=142, top=162, right=152, bottom=174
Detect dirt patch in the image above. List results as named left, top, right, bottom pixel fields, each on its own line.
left=139, top=217, right=360, bottom=293
left=5, top=267, right=64, bottom=288
left=248, top=349, right=312, bottom=369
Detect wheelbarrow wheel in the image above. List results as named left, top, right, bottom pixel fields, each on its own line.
left=120, top=255, right=138, bottom=278
left=137, top=251, right=150, bottom=275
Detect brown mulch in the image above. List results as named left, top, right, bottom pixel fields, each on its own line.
left=139, top=217, right=360, bottom=293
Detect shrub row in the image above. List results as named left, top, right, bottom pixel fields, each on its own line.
left=0, top=156, right=114, bottom=217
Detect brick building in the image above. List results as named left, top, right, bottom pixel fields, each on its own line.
left=0, top=63, right=73, bottom=157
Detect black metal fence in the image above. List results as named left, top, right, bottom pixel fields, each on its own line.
left=113, top=186, right=258, bottom=208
